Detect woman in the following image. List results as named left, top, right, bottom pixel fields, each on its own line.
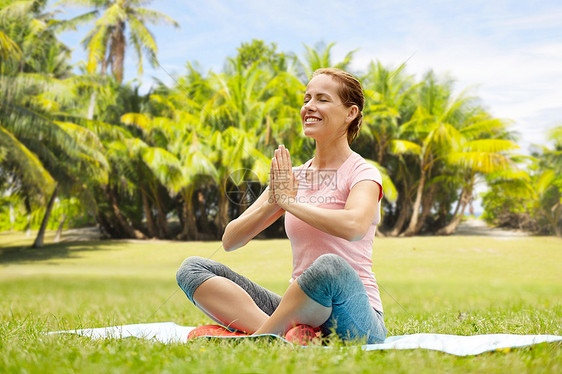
left=176, top=68, right=387, bottom=344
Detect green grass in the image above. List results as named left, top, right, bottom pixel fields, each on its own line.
left=1, top=232, right=560, bottom=373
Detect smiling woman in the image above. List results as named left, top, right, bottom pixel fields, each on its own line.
left=176, top=68, right=387, bottom=344
left=302, top=68, right=364, bottom=146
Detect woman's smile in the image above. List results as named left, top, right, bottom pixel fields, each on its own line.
left=304, top=116, right=322, bottom=125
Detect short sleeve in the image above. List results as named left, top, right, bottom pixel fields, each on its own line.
left=349, top=161, right=383, bottom=202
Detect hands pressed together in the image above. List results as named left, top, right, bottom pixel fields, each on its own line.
left=269, top=145, right=299, bottom=209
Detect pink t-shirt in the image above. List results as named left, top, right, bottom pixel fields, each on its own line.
left=284, top=152, right=384, bottom=311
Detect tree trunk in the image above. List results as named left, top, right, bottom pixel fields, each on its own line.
left=32, top=184, right=60, bottom=248
left=141, top=190, right=157, bottom=238
left=155, top=194, right=169, bottom=239
left=215, top=185, right=230, bottom=238
left=414, top=184, right=436, bottom=233
left=87, top=55, right=108, bottom=120
left=436, top=188, right=471, bottom=235
left=111, top=22, right=126, bottom=83
left=96, top=212, right=120, bottom=238
left=179, top=202, right=199, bottom=240
left=388, top=197, right=410, bottom=236
left=197, top=190, right=211, bottom=235
left=24, top=197, right=32, bottom=237
left=87, top=92, right=96, bottom=120
left=545, top=203, right=562, bottom=236
left=402, top=166, right=426, bottom=236
left=26, top=213, right=31, bottom=237
left=9, top=204, right=14, bottom=231
left=54, top=213, right=67, bottom=243
left=105, top=186, right=146, bottom=239
left=177, top=189, right=198, bottom=240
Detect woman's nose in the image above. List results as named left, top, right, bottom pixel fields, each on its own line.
left=303, top=100, right=315, bottom=110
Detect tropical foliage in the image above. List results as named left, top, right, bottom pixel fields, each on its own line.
left=1, top=0, right=560, bottom=246
left=481, top=125, right=562, bottom=235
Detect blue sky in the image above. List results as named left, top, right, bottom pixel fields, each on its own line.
left=52, top=0, right=562, bottom=153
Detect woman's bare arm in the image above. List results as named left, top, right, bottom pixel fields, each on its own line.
left=221, top=187, right=285, bottom=252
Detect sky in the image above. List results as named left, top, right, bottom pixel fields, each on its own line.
left=52, top=0, right=562, bottom=154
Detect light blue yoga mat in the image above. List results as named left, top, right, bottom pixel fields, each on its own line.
left=50, top=322, right=562, bottom=356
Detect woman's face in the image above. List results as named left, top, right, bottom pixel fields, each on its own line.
left=300, top=74, right=356, bottom=143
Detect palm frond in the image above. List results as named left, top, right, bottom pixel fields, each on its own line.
left=0, top=0, right=35, bottom=21
left=0, top=124, right=55, bottom=197
left=0, top=30, right=22, bottom=61
left=389, top=139, right=422, bottom=155
left=464, top=139, right=518, bottom=153
left=54, top=10, right=99, bottom=32
left=121, top=112, right=151, bottom=129
left=141, top=147, right=183, bottom=193
left=133, top=7, right=179, bottom=28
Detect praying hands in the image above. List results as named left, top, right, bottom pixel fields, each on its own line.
left=269, top=145, right=299, bottom=208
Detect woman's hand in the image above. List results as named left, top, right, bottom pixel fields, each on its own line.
left=269, top=145, right=299, bottom=209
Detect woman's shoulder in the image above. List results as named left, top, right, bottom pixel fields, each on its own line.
left=347, top=152, right=379, bottom=172
left=342, top=152, right=382, bottom=184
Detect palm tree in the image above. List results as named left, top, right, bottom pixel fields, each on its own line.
left=1, top=1, right=109, bottom=247
left=31, top=120, right=108, bottom=247
left=56, top=0, right=179, bottom=83
left=0, top=73, right=109, bottom=248
left=1, top=0, right=73, bottom=77
left=121, top=88, right=219, bottom=240
left=358, top=61, right=417, bottom=235
left=398, top=71, right=469, bottom=236
left=435, top=113, right=519, bottom=234
left=297, top=42, right=357, bottom=82
left=55, top=0, right=178, bottom=120
left=361, top=61, right=416, bottom=164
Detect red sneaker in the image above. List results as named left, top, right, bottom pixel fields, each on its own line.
left=284, top=324, right=321, bottom=345
left=187, top=325, right=247, bottom=339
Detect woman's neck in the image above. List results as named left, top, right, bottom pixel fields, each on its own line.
left=311, top=138, right=353, bottom=169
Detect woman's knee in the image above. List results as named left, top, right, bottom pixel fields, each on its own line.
left=309, top=254, right=353, bottom=282
left=176, top=256, right=217, bottom=302
left=176, top=256, right=207, bottom=282
left=297, top=254, right=355, bottom=307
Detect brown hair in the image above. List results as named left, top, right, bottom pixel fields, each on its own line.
left=312, top=68, right=364, bottom=144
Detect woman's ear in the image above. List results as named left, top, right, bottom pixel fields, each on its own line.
left=346, top=105, right=359, bottom=123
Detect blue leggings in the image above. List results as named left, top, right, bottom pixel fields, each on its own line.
left=176, top=253, right=387, bottom=343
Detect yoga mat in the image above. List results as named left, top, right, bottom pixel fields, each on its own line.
left=50, top=322, right=562, bottom=356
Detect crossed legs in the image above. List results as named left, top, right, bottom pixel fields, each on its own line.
left=176, top=256, right=330, bottom=335
left=176, top=254, right=386, bottom=342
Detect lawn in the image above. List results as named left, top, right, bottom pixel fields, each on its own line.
left=0, top=231, right=560, bottom=373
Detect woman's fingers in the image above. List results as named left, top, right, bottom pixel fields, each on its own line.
left=269, top=158, right=276, bottom=203
left=276, top=146, right=284, bottom=169
left=276, top=145, right=290, bottom=172
left=271, top=145, right=297, bottom=207
left=269, top=157, right=275, bottom=186
left=285, top=149, right=293, bottom=173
